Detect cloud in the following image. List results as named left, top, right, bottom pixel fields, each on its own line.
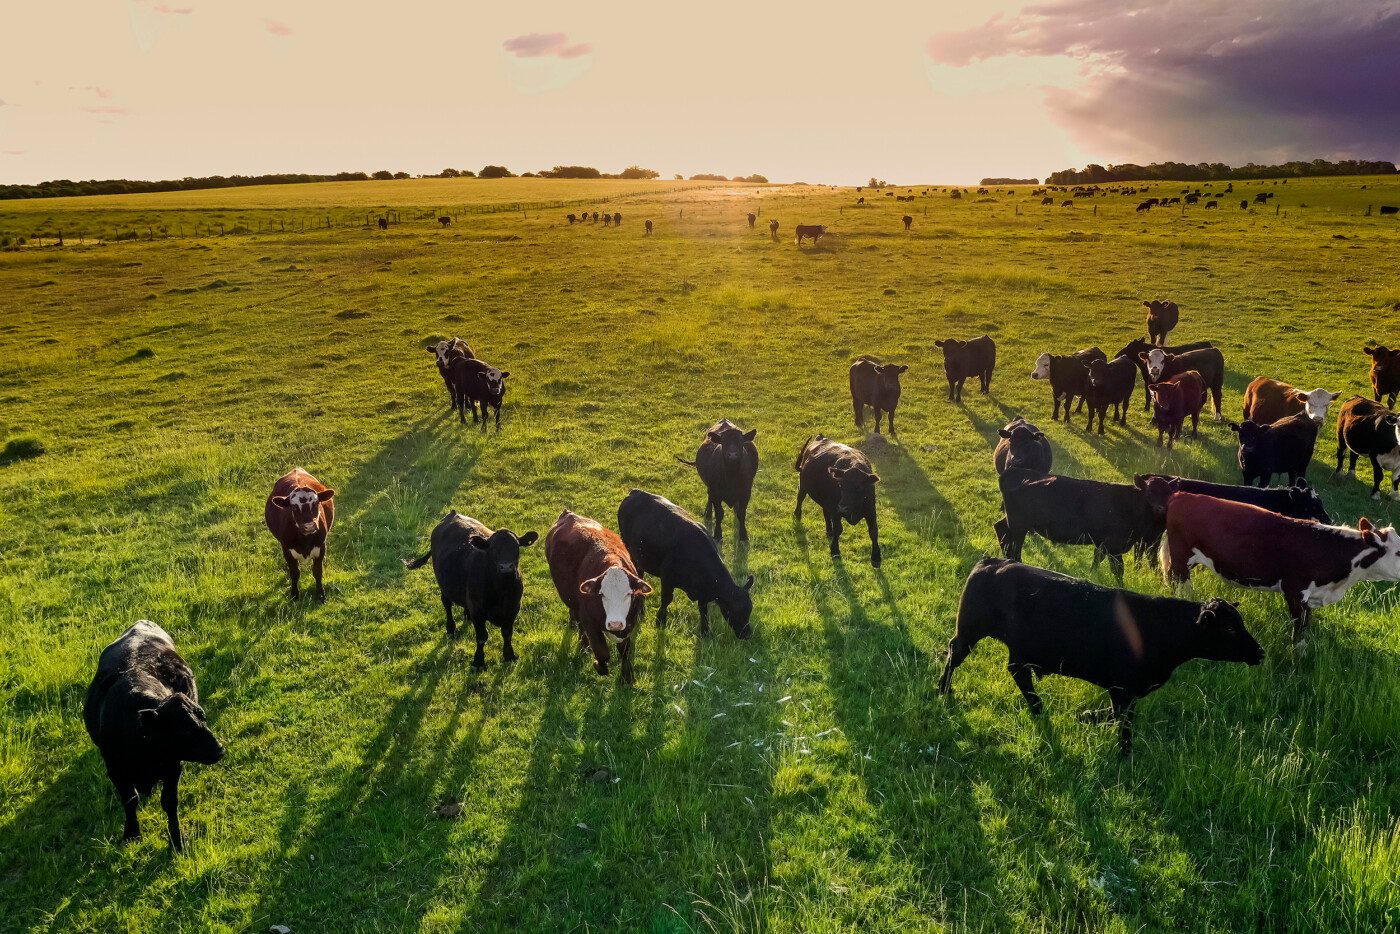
left=502, top=32, right=592, bottom=59
left=152, top=3, right=194, bottom=13
left=3, top=150, right=23, bottom=156
left=82, top=105, right=130, bottom=116
left=928, top=0, right=1400, bottom=163
left=69, top=85, right=112, bottom=99
left=265, top=19, right=292, bottom=36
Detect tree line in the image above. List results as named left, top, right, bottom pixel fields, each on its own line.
left=1045, top=159, right=1397, bottom=186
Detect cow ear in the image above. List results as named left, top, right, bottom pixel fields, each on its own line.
left=469, top=535, right=490, bottom=551
left=743, top=574, right=755, bottom=591
left=517, top=531, right=538, bottom=547
left=271, top=495, right=289, bottom=509
left=317, top=488, right=335, bottom=502
left=629, top=574, right=653, bottom=596
left=426, top=346, right=438, bottom=354
left=742, top=429, right=757, bottom=442
left=1364, top=346, right=1376, bottom=356
left=1227, top=422, right=1241, bottom=433
left=1330, top=392, right=1341, bottom=401
left=934, top=340, right=945, bottom=348
left=1138, top=352, right=1149, bottom=363
left=706, top=430, right=724, bottom=443
left=579, top=575, right=602, bottom=596
left=138, top=708, right=160, bottom=731
left=499, top=371, right=511, bottom=379
left=1359, top=517, right=1375, bottom=535
left=997, top=428, right=1012, bottom=438
left=895, top=364, right=908, bottom=374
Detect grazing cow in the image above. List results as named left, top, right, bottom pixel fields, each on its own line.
left=1085, top=355, right=1137, bottom=433
left=1143, top=299, right=1179, bottom=346
left=617, top=490, right=754, bottom=638
left=1158, top=491, right=1400, bottom=645
left=934, top=336, right=995, bottom=401
left=902, top=215, right=913, bottom=231
left=377, top=217, right=388, bottom=230
left=1115, top=338, right=1213, bottom=410
left=1205, top=200, right=1218, bottom=210
left=402, top=512, right=537, bottom=668
left=544, top=510, right=651, bottom=685
left=1381, top=206, right=1400, bottom=216
left=747, top=212, right=757, bottom=228
left=1041, top=196, right=1054, bottom=205
left=1334, top=396, right=1400, bottom=498
left=592, top=211, right=599, bottom=222
left=264, top=468, right=335, bottom=600
left=1363, top=345, right=1400, bottom=407
left=795, top=224, right=826, bottom=246
left=645, top=219, right=654, bottom=235
left=938, top=558, right=1260, bottom=754
left=438, top=215, right=452, bottom=227
left=1254, top=193, right=1268, bottom=204
left=794, top=436, right=882, bottom=566
left=676, top=418, right=758, bottom=542
left=85, top=621, right=225, bottom=852
left=1228, top=414, right=1319, bottom=487
left=613, top=212, right=622, bottom=225
left=567, top=213, right=577, bottom=224
left=1030, top=346, right=1108, bottom=421
left=1062, top=200, right=1074, bottom=208
left=1242, top=377, right=1339, bottom=425
left=769, top=218, right=779, bottom=240
left=459, top=358, right=509, bottom=431
left=997, top=469, right=1168, bottom=582
left=994, top=417, right=1051, bottom=475
left=849, top=356, right=908, bottom=435
left=1240, top=199, right=1249, bottom=210
left=857, top=197, right=865, bottom=204
left=1136, top=201, right=1152, bottom=212
left=1135, top=474, right=1330, bottom=523
left=1149, top=370, right=1206, bottom=447
left=1139, top=347, right=1225, bottom=420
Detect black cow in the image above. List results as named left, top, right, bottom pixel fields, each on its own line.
left=849, top=356, right=907, bottom=436
left=1228, top=413, right=1319, bottom=487
left=377, top=217, right=388, bottom=230
left=1134, top=474, right=1331, bottom=523
left=567, top=213, right=578, bottom=224
left=617, top=490, right=753, bottom=638
left=1335, top=396, right=1400, bottom=499
left=1085, top=355, right=1136, bottom=433
left=439, top=215, right=452, bottom=227
left=1030, top=347, right=1108, bottom=421
left=938, top=558, right=1261, bottom=754
left=934, top=336, right=995, bottom=401
left=994, top=417, right=1051, bottom=475
left=794, top=435, right=881, bottom=566
left=1114, top=338, right=1214, bottom=411
left=461, top=358, right=509, bottom=431
left=402, top=512, right=538, bottom=668
left=85, top=621, right=225, bottom=851
left=676, top=418, right=758, bottom=542
left=1381, top=206, right=1400, bottom=216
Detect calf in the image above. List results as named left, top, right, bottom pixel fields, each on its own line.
left=1135, top=474, right=1330, bottom=523
left=902, top=215, right=913, bottom=231
left=1363, top=345, right=1400, bottom=407
left=264, top=468, right=335, bottom=600
left=545, top=510, right=651, bottom=685
left=1030, top=346, right=1107, bottom=421
left=402, top=512, right=537, bottom=668
left=1158, top=491, right=1400, bottom=645
left=769, top=218, right=779, bottom=240
left=645, top=219, right=654, bottom=235
left=795, top=224, right=826, bottom=246
left=617, top=490, right=754, bottom=638
left=1243, top=377, right=1340, bottom=425
left=1085, top=355, right=1136, bottom=433
left=1143, top=299, right=1179, bottom=346
left=428, top=338, right=474, bottom=408
left=676, top=418, right=758, bottom=542
left=1228, top=414, right=1318, bottom=487
left=85, top=621, right=225, bottom=851
left=1149, top=369, right=1206, bottom=447
left=996, top=469, right=1167, bottom=582
left=747, top=212, right=757, bottom=228
left=934, top=336, right=995, bottom=401
left=994, top=417, right=1051, bottom=475
left=849, top=356, right=908, bottom=436
left=794, top=435, right=882, bottom=566
left=438, top=215, right=451, bottom=227
left=1334, top=395, right=1400, bottom=498
left=461, top=358, right=509, bottom=431
left=939, top=558, right=1259, bottom=754
left=377, top=217, right=388, bottom=230
left=1140, top=346, right=1225, bottom=420
left=1115, top=338, right=1213, bottom=410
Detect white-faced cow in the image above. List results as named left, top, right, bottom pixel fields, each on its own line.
left=1242, top=377, right=1339, bottom=425
left=1030, top=347, right=1107, bottom=422
left=264, top=468, right=335, bottom=600
left=795, top=224, right=826, bottom=247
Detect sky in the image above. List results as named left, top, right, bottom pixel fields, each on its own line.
left=1, top=0, right=1397, bottom=186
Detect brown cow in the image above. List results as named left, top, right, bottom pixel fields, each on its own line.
left=438, top=215, right=451, bottom=227
left=644, top=219, right=654, bottom=235
left=545, top=510, right=652, bottom=685
left=1364, top=345, right=1400, bottom=407
left=264, top=468, right=335, bottom=600
left=746, top=212, right=757, bottom=228
left=1143, top=300, right=1179, bottom=346
left=795, top=224, right=826, bottom=246
left=377, top=217, right=388, bottom=230
left=769, top=218, right=779, bottom=241
left=1148, top=369, right=1206, bottom=448
left=1242, top=377, right=1339, bottom=425
left=901, top=215, right=913, bottom=231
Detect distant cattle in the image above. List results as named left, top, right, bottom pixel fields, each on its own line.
left=676, top=418, right=758, bottom=542
left=618, top=490, right=754, bottom=638
left=438, top=216, right=452, bottom=227
left=592, top=211, right=599, bottom=222
left=1205, top=200, right=1218, bottom=210
left=1140, top=347, right=1225, bottom=420
left=747, top=212, right=757, bottom=228
left=994, top=417, right=1051, bottom=476
left=1240, top=199, right=1249, bottom=210
left=603, top=213, right=612, bottom=226
left=1228, top=413, right=1319, bottom=487
left=769, top=218, right=779, bottom=240
left=902, top=215, right=913, bottom=231
left=1334, top=396, right=1400, bottom=498
left=1143, top=299, right=1179, bottom=345
left=613, top=212, right=621, bottom=225
left=1185, top=194, right=1199, bottom=204
left=377, top=217, right=388, bottom=230
left=544, top=510, right=651, bottom=685
left=938, top=558, right=1260, bottom=754
left=795, top=224, right=826, bottom=246
left=1363, top=345, right=1400, bottom=407
left=1254, top=193, right=1269, bottom=204
left=1062, top=200, right=1074, bottom=208
left=403, top=512, right=537, bottom=668
left=849, top=356, right=908, bottom=435
left=794, top=435, right=882, bottom=566
left=567, top=213, right=577, bottom=224
left=1030, top=346, right=1108, bottom=421
left=1041, top=196, right=1054, bottom=205
left=934, top=336, right=995, bottom=401
left=1085, top=355, right=1137, bottom=433
left=1134, top=474, right=1330, bottom=523
left=1242, top=377, right=1339, bottom=425
left=264, top=468, right=335, bottom=600
left=857, top=197, right=865, bottom=204
left=1381, top=206, right=1400, bottom=215
left=644, top=219, right=653, bottom=235
left=1149, top=369, right=1207, bottom=448
left=85, top=621, right=225, bottom=852
left=1115, top=338, right=1213, bottom=410
left=1136, top=201, right=1153, bottom=212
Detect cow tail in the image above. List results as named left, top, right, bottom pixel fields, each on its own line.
left=675, top=455, right=698, bottom=467
left=402, top=550, right=431, bottom=570
left=795, top=437, right=813, bottom=471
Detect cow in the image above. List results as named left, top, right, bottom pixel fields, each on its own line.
left=902, top=215, right=913, bottom=231
left=994, top=417, right=1051, bottom=475
left=1136, top=201, right=1153, bottom=212
left=427, top=338, right=474, bottom=408
left=1030, top=347, right=1108, bottom=422
left=567, top=213, right=577, bottom=224
left=1242, top=377, right=1340, bottom=425
left=402, top=512, right=537, bottom=669
left=675, top=418, right=758, bottom=542
left=592, top=211, right=599, bottom=222
left=1254, top=192, right=1269, bottom=204
left=84, top=621, right=224, bottom=852
left=1085, top=355, right=1137, bottom=433
left=377, top=217, right=388, bottom=230
left=613, top=212, right=622, bottom=226
left=1134, top=474, right=1330, bottom=523
left=747, top=212, right=757, bottom=228
left=1363, top=345, right=1400, bottom=407
left=1115, top=338, right=1214, bottom=410
left=459, top=358, right=509, bottom=431
left=794, top=435, right=882, bottom=566
left=1062, top=200, right=1074, bottom=208
left=1240, top=199, right=1249, bottom=210
left=1041, top=196, right=1054, bottom=205
left=938, top=557, right=1260, bottom=754
left=617, top=490, right=754, bottom=638
left=1381, top=205, right=1400, bottom=216
left=603, top=213, right=612, bottom=226
left=438, top=215, right=452, bottom=227
left=1228, top=414, right=1319, bottom=487
left=934, top=336, right=995, bottom=401
left=769, top=218, right=779, bottom=240
left=544, top=510, right=651, bottom=685
left=645, top=219, right=654, bottom=235
left=264, top=468, right=335, bottom=600
left=1157, top=491, right=1400, bottom=646
left=849, top=356, right=908, bottom=435
left=795, top=224, right=826, bottom=247
left=857, top=197, right=865, bottom=204
left=1139, top=347, right=1225, bottom=420
left=1143, top=299, right=1179, bottom=346
left=1149, top=369, right=1207, bottom=447
left=1206, top=200, right=1218, bottom=210
left=1334, top=396, right=1400, bottom=498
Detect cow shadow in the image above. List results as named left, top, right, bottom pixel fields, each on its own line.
left=857, top=435, right=973, bottom=556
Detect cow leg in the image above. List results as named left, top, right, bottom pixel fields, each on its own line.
left=1390, top=392, right=1398, bottom=409
left=312, top=552, right=326, bottom=601
left=1335, top=436, right=1346, bottom=474
left=587, top=632, right=611, bottom=677
left=703, top=496, right=715, bottom=533
left=1283, top=592, right=1310, bottom=648
left=1074, top=394, right=1086, bottom=414
left=110, top=770, right=140, bottom=841
left=698, top=600, right=711, bottom=637
left=161, top=765, right=183, bottom=852
left=1111, top=689, right=1137, bottom=755
left=736, top=502, right=750, bottom=543
left=981, top=370, right=991, bottom=394
left=283, top=550, right=301, bottom=600
left=938, top=636, right=974, bottom=695
left=494, top=402, right=502, bottom=431
left=1348, top=451, right=1359, bottom=475
left=887, top=408, right=897, bottom=438
left=442, top=594, right=457, bottom=639
left=1212, top=386, right=1223, bottom=421
left=656, top=582, right=674, bottom=628
left=873, top=408, right=884, bottom=435
left=823, top=507, right=843, bottom=560
left=1143, top=383, right=1153, bottom=412
left=711, top=498, right=725, bottom=541
left=1372, top=456, right=1385, bottom=499
left=1106, top=552, right=1125, bottom=585
left=852, top=398, right=864, bottom=430
left=480, top=404, right=489, bottom=433
left=1008, top=663, right=1042, bottom=715
left=794, top=486, right=807, bottom=520
left=618, top=636, right=635, bottom=686
left=1190, top=411, right=1199, bottom=438
left=1052, top=394, right=1062, bottom=421
left=501, top=621, right=518, bottom=663
left=866, top=513, right=881, bottom=567
left=470, top=616, right=489, bottom=670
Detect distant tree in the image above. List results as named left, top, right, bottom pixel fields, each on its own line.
left=674, top=173, right=684, bottom=180
left=620, top=165, right=660, bottom=179
left=478, top=165, right=514, bottom=179
left=371, top=170, right=395, bottom=180
left=543, top=166, right=603, bottom=179
left=438, top=168, right=461, bottom=178
left=736, top=173, right=768, bottom=184
left=521, top=172, right=537, bottom=177
left=689, top=173, right=729, bottom=181
left=392, top=171, right=410, bottom=180
left=1045, top=158, right=1397, bottom=185
left=981, top=177, right=1039, bottom=185
left=461, top=169, right=476, bottom=178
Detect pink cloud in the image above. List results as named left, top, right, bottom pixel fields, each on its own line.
left=265, top=19, right=292, bottom=36
left=82, top=105, right=130, bottom=116
left=503, top=32, right=592, bottom=58
left=3, top=150, right=23, bottom=156
left=154, top=3, right=195, bottom=13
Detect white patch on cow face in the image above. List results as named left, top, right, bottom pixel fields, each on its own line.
left=1145, top=348, right=1167, bottom=381
left=288, top=489, right=321, bottom=533
left=1030, top=353, right=1051, bottom=380
left=598, top=566, right=633, bottom=632
left=1301, top=389, right=1337, bottom=423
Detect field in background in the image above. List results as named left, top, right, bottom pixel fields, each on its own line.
left=1, top=176, right=1399, bottom=932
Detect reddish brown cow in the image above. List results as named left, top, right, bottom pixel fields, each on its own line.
left=1364, top=345, right=1400, bottom=408
left=1242, top=377, right=1339, bottom=425
left=544, top=510, right=653, bottom=685
left=264, top=468, right=336, bottom=600
left=1143, top=300, right=1179, bottom=346
left=1148, top=369, right=1206, bottom=447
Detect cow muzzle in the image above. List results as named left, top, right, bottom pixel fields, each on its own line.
left=605, top=619, right=627, bottom=634
left=299, top=521, right=320, bottom=535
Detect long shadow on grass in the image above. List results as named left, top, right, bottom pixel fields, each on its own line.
left=857, top=435, right=976, bottom=560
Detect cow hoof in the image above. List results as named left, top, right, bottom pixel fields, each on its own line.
left=504, top=652, right=518, bottom=664
left=471, top=657, right=487, bottom=671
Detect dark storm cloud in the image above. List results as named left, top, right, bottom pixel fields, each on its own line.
left=928, top=0, right=1400, bottom=161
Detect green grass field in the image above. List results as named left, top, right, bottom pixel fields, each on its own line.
left=2, top=175, right=1399, bottom=932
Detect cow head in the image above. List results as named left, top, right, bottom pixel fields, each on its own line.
left=1088, top=357, right=1117, bottom=388
left=1030, top=352, right=1052, bottom=380
left=874, top=363, right=908, bottom=396
left=997, top=421, right=1047, bottom=472
left=1228, top=420, right=1262, bottom=450
left=1139, top=348, right=1168, bottom=381
left=1354, top=518, right=1400, bottom=579
left=1193, top=598, right=1263, bottom=666
left=1135, top=475, right=1175, bottom=515
left=477, top=367, right=509, bottom=399
left=579, top=566, right=653, bottom=635
left=1296, top=388, right=1341, bottom=423
left=719, top=575, right=756, bottom=639
left=469, top=528, right=537, bottom=578
left=829, top=465, right=879, bottom=523
left=1364, top=345, right=1400, bottom=378
left=272, top=486, right=334, bottom=535
left=1286, top=478, right=1332, bottom=522
left=707, top=423, right=757, bottom=464
left=139, top=693, right=225, bottom=765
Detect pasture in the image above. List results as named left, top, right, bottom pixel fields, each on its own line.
left=1, top=175, right=1399, bottom=932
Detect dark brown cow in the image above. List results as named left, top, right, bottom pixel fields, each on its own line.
left=795, top=224, right=826, bottom=246
left=1148, top=370, right=1206, bottom=448
left=1140, top=347, right=1226, bottom=421
left=1143, top=299, right=1179, bottom=346
left=747, top=212, right=757, bottom=228
left=795, top=436, right=882, bottom=566
left=849, top=356, right=907, bottom=436
left=377, top=217, right=388, bottom=230
left=1364, top=345, right=1400, bottom=407
left=613, top=212, right=622, bottom=225
left=264, top=468, right=336, bottom=600
left=902, top=215, right=913, bottom=231
left=1335, top=396, right=1400, bottom=498
left=1242, top=377, right=1339, bottom=425
left=645, top=219, right=654, bottom=235
left=438, top=215, right=452, bottom=227
left=427, top=338, right=474, bottom=408
left=769, top=218, right=779, bottom=240
left=545, top=510, right=652, bottom=685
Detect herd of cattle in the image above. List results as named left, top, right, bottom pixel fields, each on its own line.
left=82, top=288, right=1400, bottom=850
